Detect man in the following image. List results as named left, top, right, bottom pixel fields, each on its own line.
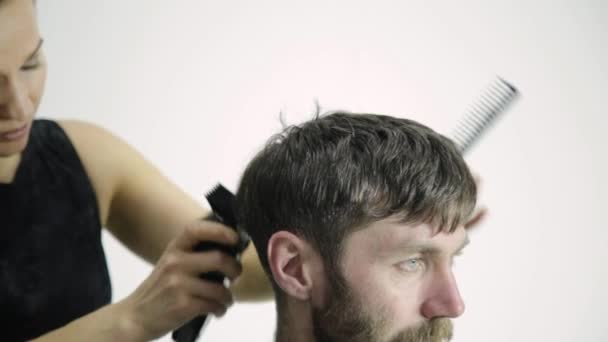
left=235, top=112, right=477, bottom=342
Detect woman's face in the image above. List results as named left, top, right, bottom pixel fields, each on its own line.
left=0, top=0, right=46, bottom=157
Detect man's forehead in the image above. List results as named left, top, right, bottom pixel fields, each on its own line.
left=366, top=219, right=432, bottom=242
left=349, top=218, right=468, bottom=255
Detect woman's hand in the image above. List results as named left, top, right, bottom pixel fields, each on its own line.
left=118, top=220, right=243, bottom=341
left=465, top=174, right=488, bottom=230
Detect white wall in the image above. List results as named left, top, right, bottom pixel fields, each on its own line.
left=37, top=1, right=607, bottom=341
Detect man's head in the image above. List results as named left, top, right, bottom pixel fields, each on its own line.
left=236, top=112, right=476, bottom=342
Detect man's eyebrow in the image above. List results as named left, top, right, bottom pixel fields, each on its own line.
left=25, top=38, right=44, bottom=61
left=395, top=235, right=470, bottom=256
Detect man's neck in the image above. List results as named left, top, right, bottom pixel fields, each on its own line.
left=0, top=154, right=21, bottom=183
left=275, top=299, right=316, bottom=342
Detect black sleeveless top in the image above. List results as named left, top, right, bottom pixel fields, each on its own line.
left=0, top=120, right=112, bottom=341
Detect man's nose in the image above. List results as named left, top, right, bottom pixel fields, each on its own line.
left=420, top=268, right=465, bottom=319
left=0, top=74, right=32, bottom=120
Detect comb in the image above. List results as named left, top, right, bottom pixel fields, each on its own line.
left=172, top=184, right=250, bottom=342
left=451, top=77, right=519, bottom=153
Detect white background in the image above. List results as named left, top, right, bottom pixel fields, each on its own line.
left=37, top=1, right=607, bottom=341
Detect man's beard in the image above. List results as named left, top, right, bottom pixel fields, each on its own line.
left=311, top=268, right=453, bottom=342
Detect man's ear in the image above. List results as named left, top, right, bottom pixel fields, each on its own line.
left=267, top=231, right=316, bottom=300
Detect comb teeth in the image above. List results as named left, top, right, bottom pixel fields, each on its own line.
left=451, top=77, right=519, bottom=153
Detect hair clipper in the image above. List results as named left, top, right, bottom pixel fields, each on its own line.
left=172, top=184, right=250, bottom=342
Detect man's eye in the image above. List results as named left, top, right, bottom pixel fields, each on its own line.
left=397, top=258, right=425, bottom=273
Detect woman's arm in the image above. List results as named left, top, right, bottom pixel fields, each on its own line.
left=27, top=120, right=273, bottom=341
left=59, top=120, right=273, bottom=301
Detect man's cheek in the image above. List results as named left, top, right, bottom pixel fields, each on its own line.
left=376, top=282, right=424, bottom=334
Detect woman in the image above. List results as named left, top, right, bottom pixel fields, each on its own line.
left=0, top=0, right=271, bottom=341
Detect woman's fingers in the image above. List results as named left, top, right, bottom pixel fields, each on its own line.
left=172, top=221, right=239, bottom=251
left=464, top=206, right=488, bottom=230
left=159, top=249, right=242, bottom=282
